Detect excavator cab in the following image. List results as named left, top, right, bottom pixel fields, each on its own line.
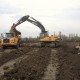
left=40, top=31, right=49, bottom=38
left=1, top=33, right=14, bottom=38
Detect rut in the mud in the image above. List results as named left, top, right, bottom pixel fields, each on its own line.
left=3, top=47, right=51, bottom=80
left=0, top=48, right=39, bottom=76
left=0, top=41, right=79, bottom=80
left=42, top=49, right=58, bottom=80
left=0, top=47, right=33, bottom=66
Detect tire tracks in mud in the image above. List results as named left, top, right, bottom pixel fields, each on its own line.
left=0, top=47, right=59, bottom=80
left=0, top=47, right=33, bottom=66
left=2, top=47, right=51, bottom=80
left=0, top=48, right=39, bottom=77
left=42, top=49, right=58, bottom=80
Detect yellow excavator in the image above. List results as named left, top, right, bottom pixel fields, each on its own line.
left=0, top=15, right=29, bottom=49
left=0, top=15, right=60, bottom=49
left=22, top=15, right=61, bottom=47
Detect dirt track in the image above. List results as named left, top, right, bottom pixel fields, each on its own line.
left=0, top=42, right=80, bottom=80
left=42, top=49, right=58, bottom=80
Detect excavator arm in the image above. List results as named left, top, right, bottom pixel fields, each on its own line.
left=26, top=17, right=46, bottom=32
left=10, top=15, right=47, bottom=36
left=10, top=15, right=29, bottom=35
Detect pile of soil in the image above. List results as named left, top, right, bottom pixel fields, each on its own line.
left=3, top=48, right=51, bottom=80
left=56, top=42, right=80, bottom=80
left=0, top=47, right=32, bottom=66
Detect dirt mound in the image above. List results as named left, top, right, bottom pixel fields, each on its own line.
left=56, top=42, right=80, bottom=80
left=3, top=48, right=51, bottom=80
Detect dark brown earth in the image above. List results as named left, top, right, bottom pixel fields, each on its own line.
left=0, top=47, right=33, bottom=66
left=3, top=47, right=51, bottom=80
left=56, top=41, right=80, bottom=80
left=0, top=42, right=80, bottom=80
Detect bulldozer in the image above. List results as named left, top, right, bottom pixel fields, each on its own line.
left=0, top=15, right=61, bottom=49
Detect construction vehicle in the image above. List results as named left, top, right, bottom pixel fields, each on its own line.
left=0, top=15, right=29, bottom=49
left=0, top=33, right=20, bottom=49
left=0, top=15, right=60, bottom=49
left=22, top=15, right=61, bottom=47
left=40, top=34, right=61, bottom=47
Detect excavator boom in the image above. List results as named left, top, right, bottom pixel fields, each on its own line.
left=10, top=15, right=29, bottom=35
left=27, top=17, right=46, bottom=32
left=10, top=15, right=47, bottom=36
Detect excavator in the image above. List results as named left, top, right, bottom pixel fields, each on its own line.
left=0, top=15, right=60, bottom=49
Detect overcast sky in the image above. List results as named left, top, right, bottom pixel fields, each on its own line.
left=0, top=0, right=80, bottom=37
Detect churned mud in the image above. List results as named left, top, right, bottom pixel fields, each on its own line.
left=0, top=42, right=80, bottom=80
left=56, top=42, right=80, bottom=80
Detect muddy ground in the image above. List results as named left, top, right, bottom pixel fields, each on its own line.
left=56, top=41, right=80, bottom=80
left=0, top=42, right=80, bottom=80
left=0, top=47, right=33, bottom=66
